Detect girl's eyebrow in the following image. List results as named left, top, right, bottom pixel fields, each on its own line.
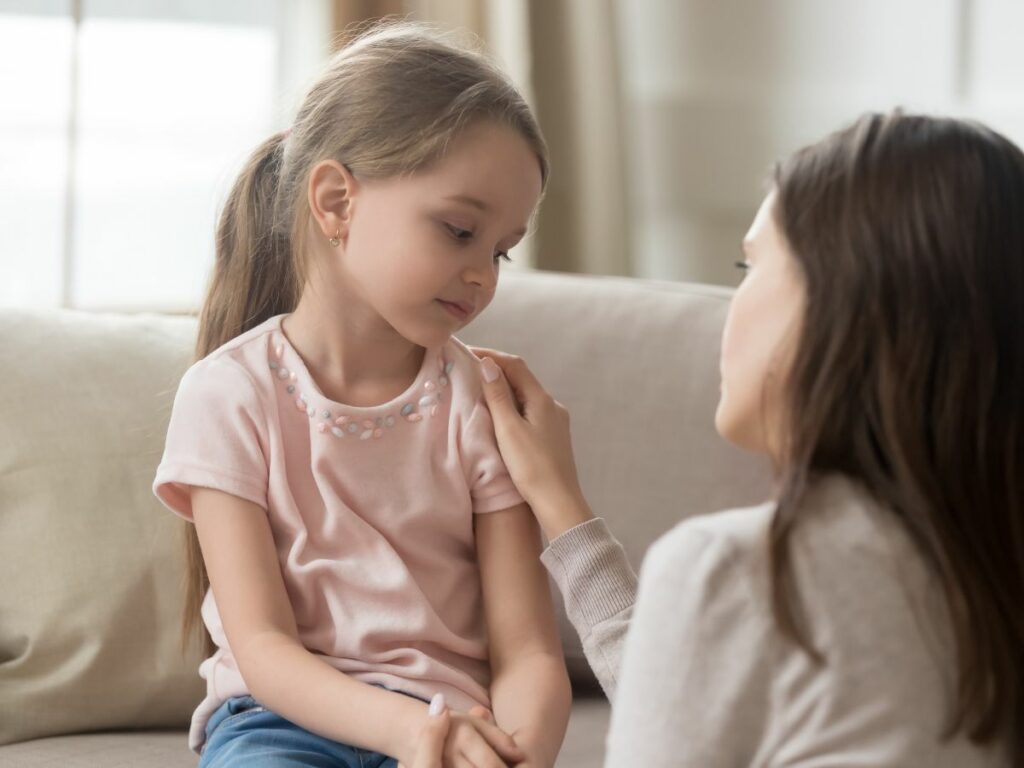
left=444, top=194, right=489, bottom=211
left=443, top=194, right=528, bottom=238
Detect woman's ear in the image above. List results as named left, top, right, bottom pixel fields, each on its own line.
left=308, top=160, right=360, bottom=245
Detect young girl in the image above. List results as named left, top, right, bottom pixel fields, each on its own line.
left=460, top=111, right=1023, bottom=766
left=153, top=23, right=570, bottom=768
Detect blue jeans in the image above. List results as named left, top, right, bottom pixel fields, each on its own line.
left=199, top=688, right=425, bottom=767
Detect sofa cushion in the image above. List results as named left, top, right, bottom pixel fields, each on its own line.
left=0, top=731, right=198, bottom=767
left=0, top=310, right=205, bottom=746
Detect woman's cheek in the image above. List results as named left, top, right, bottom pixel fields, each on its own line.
left=716, top=301, right=750, bottom=440
left=719, top=280, right=785, bottom=452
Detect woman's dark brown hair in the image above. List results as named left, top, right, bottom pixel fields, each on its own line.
left=769, top=111, right=1023, bottom=758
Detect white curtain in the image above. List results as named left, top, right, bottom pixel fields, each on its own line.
left=615, top=0, right=1024, bottom=286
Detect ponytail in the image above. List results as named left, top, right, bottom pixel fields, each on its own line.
left=181, top=129, right=301, bottom=656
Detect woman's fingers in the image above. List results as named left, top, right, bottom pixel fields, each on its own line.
left=401, top=694, right=451, bottom=768
left=471, top=347, right=551, bottom=407
left=477, top=356, right=524, bottom=427
left=470, top=345, right=591, bottom=539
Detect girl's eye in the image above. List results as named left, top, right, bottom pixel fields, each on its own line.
left=444, top=223, right=511, bottom=263
left=734, top=259, right=751, bottom=273
left=446, top=224, right=473, bottom=241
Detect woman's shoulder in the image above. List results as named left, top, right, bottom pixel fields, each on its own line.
left=787, top=474, right=921, bottom=580
left=643, top=474, right=906, bottom=604
left=639, top=501, right=777, bottom=613
left=658, top=474, right=899, bottom=557
left=650, top=500, right=776, bottom=572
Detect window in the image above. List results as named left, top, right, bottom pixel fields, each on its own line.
left=1, top=0, right=331, bottom=311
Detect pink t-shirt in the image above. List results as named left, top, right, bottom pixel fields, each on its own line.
left=153, top=314, right=523, bottom=753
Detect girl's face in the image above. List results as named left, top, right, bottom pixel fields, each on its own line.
left=715, top=191, right=806, bottom=456
left=323, top=120, right=543, bottom=349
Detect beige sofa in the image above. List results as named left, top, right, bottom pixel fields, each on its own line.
left=0, top=269, right=770, bottom=766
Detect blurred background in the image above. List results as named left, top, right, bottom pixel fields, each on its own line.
left=2, top=0, right=1023, bottom=312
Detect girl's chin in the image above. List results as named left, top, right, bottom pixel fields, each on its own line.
left=394, top=321, right=454, bottom=350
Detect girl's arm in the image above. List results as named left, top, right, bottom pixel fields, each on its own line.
left=476, top=502, right=573, bottom=768
left=191, top=486, right=523, bottom=768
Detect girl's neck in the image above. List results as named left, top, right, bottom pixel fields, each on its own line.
left=281, top=283, right=425, bottom=407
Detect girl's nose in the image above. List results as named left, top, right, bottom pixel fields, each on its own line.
left=463, top=255, right=499, bottom=291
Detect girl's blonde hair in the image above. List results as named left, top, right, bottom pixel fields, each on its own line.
left=183, top=21, right=549, bottom=656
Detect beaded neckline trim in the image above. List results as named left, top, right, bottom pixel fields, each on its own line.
left=268, top=342, right=454, bottom=441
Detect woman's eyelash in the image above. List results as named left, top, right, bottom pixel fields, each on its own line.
left=734, top=259, right=751, bottom=272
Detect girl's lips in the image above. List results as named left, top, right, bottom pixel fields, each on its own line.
left=438, top=299, right=471, bottom=321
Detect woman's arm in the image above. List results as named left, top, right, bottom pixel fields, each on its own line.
left=540, top=516, right=637, bottom=699
left=603, top=521, right=771, bottom=767
left=471, top=348, right=639, bottom=697
left=191, top=486, right=523, bottom=768
left=476, top=502, right=572, bottom=768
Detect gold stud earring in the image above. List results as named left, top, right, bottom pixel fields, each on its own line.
left=329, top=229, right=340, bottom=247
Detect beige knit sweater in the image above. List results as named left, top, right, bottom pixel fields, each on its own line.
left=540, top=475, right=1008, bottom=767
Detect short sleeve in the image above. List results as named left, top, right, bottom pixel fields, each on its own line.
left=603, top=520, right=772, bottom=767
left=460, top=398, right=524, bottom=514
left=153, top=356, right=269, bottom=521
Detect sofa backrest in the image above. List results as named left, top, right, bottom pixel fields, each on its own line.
left=0, top=269, right=770, bottom=744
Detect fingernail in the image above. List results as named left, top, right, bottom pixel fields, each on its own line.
left=428, top=693, right=446, bottom=716
left=481, top=357, right=499, bottom=383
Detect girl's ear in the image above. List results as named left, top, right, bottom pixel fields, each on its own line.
left=308, top=159, right=360, bottom=244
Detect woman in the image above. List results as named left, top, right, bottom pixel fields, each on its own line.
left=409, top=112, right=1023, bottom=766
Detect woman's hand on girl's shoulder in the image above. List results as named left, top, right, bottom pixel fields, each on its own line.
left=472, top=347, right=594, bottom=541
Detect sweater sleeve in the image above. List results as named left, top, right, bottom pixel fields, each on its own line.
left=540, top=518, right=638, bottom=699
left=602, top=519, right=771, bottom=767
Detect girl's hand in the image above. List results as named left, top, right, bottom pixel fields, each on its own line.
left=399, top=696, right=525, bottom=768
left=472, top=347, right=595, bottom=541
left=468, top=707, right=545, bottom=768
left=443, top=709, right=526, bottom=768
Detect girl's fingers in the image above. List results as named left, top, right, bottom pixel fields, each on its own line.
left=473, top=718, right=525, bottom=763
left=462, top=739, right=509, bottom=768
